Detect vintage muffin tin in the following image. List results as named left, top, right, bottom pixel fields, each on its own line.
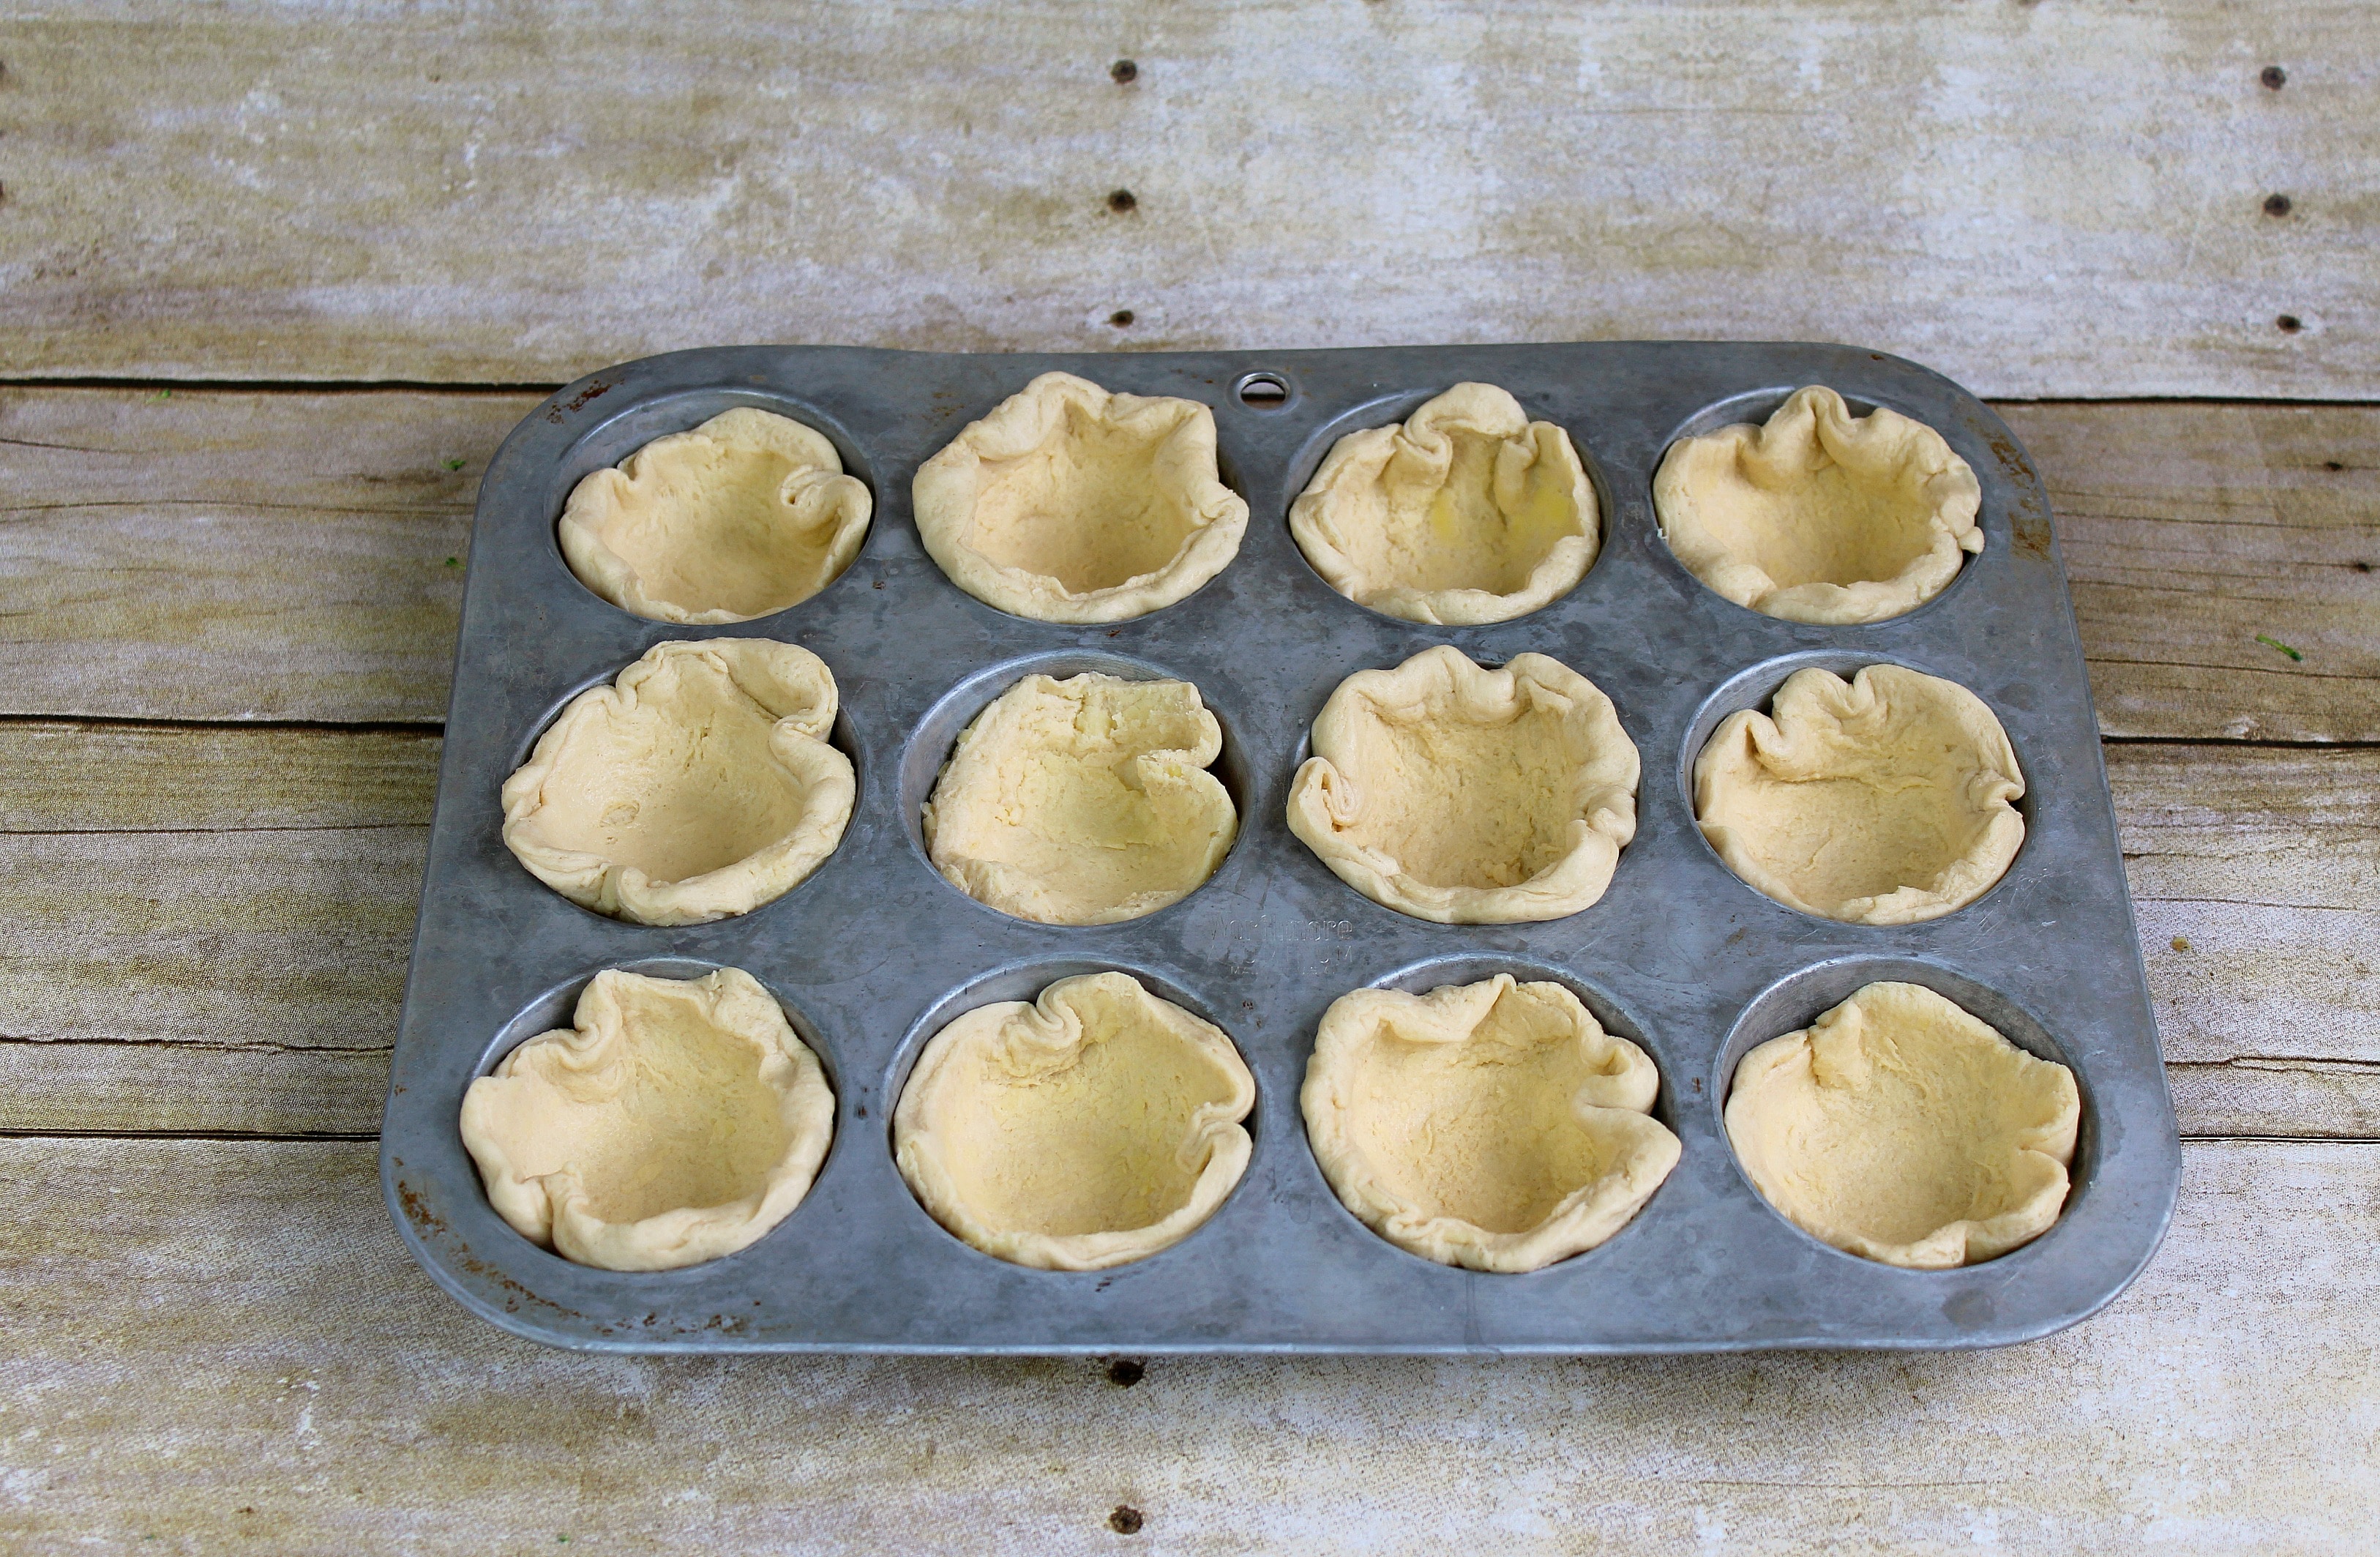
left=381, top=342, right=2180, bottom=1353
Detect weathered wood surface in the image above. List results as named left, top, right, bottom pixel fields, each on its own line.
left=1, top=727, right=2371, bottom=1140
left=0, top=1137, right=2370, bottom=1553
left=6, top=390, right=2376, bottom=736
left=2, top=4, right=2375, bottom=398
left=2001, top=401, right=2380, bottom=743
left=0, top=389, right=495, bottom=725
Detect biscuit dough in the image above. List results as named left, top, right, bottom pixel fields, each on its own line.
left=558, top=407, right=872, bottom=623
left=923, top=671, right=1236, bottom=925
left=1303, top=976, right=1680, bottom=1272
left=913, top=372, right=1250, bottom=622
left=1724, top=981, right=2081, bottom=1268
left=502, top=639, right=855, bottom=926
left=893, top=971, right=1257, bottom=1271
left=1290, top=382, right=1598, bottom=624
left=1287, top=646, right=1639, bottom=924
left=1655, top=385, right=1983, bottom=624
left=1694, top=664, right=2024, bottom=925
left=460, top=967, right=836, bottom=1272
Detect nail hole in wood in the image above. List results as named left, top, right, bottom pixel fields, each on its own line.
left=2261, top=64, right=2287, bottom=89
left=2264, top=193, right=2292, bottom=217
left=1108, top=309, right=1134, bottom=328
left=1109, top=1506, right=1144, bottom=1535
left=1107, top=188, right=1137, bottom=213
left=1111, top=59, right=1137, bottom=83
left=2278, top=314, right=2303, bottom=333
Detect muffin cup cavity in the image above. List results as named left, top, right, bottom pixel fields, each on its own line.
left=888, top=963, right=1258, bottom=1272
left=545, top=385, right=880, bottom=624
left=499, top=639, right=858, bottom=927
left=1682, top=651, right=2030, bottom=925
left=1715, top=957, right=2092, bottom=1270
left=899, top=650, right=1251, bottom=927
left=1302, top=955, right=1680, bottom=1274
left=1651, top=385, right=1983, bottom=626
left=463, top=961, right=839, bottom=1273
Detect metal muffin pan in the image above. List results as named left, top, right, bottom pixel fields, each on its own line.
left=381, top=340, right=2179, bottom=1353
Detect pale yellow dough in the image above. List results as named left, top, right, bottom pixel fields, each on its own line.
left=913, top=372, right=1250, bottom=622
left=922, top=672, right=1236, bottom=925
left=893, top=972, right=1257, bottom=1271
left=1655, top=385, right=1983, bottom=624
left=1694, top=664, right=2024, bottom=925
left=501, top=639, right=855, bottom=927
left=1303, top=977, right=1679, bottom=1273
left=1725, top=982, right=2080, bottom=1268
left=558, top=407, right=872, bottom=624
left=460, top=967, right=836, bottom=1272
left=1289, top=382, right=1598, bottom=624
left=1287, top=646, right=1639, bottom=924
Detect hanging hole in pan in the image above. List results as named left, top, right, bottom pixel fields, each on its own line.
left=1235, top=372, right=1292, bottom=410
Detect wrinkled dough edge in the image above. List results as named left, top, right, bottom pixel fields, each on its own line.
left=891, top=972, right=1258, bottom=1270
left=920, top=673, right=1237, bottom=926
left=1654, top=385, right=1983, bottom=625
left=1302, top=977, right=1682, bottom=1272
left=1289, top=382, right=1599, bottom=625
left=558, top=408, right=874, bottom=624
left=459, top=967, right=837, bottom=1272
left=500, top=638, right=856, bottom=926
left=1693, top=664, right=2025, bottom=925
left=1723, top=982, right=2081, bottom=1269
left=1286, top=645, right=1640, bottom=924
left=912, top=371, right=1251, bottom=623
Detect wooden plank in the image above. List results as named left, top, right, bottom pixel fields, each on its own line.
left=0, top=726, right=430, bottom=1135
left=0, top=388, right=514, bottom=723
left=2002, top=401, right=2380, bottom=743
left=7, top=389, right=2379, bottom=736
left=1, top=4, right=2375, bottom=397
left=0, top=1137, right=2370, bottom=1550
left=2114, top=742, right=2380, bottom=1067
left=0, top=725, right=2372, bottom=1138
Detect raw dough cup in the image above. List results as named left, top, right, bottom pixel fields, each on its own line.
left=1289, top=382, right=1598, bottom=624
left=460, top=967, right=836, bottom=1273
left=1694, top=663, right=2024, bottom=925
left=502, top=639, right=856, bottom=926
left=893, top=972, right=1257, bottom=1271
left=913, top=372, right=1250, bottom=622
left=1303, top=977, right=1680, bottom=1273
left=1725, top=981, right=2080, bottom=1268
left=558, top=407, right=872, bottom=624
left=1287, top=646, right=1639, bottom=924
left=1655, top=385, right=1983, bottom=624
left=922, top=671, right=1237, bottom=925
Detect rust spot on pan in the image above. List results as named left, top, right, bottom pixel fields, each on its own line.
left=396, top=1180, right=449, bottom=1239
left=545, top=378, right=619, bottom=424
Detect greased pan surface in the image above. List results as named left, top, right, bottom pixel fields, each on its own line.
left=381, top=342, right=2179, bottom=1353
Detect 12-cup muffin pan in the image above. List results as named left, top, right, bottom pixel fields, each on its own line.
left=380, top=341, right=2180, bottom=1353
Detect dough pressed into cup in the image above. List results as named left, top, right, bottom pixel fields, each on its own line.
left=913, top=372, right=1249, bottom=622
left=558, top=407, right=872, bottom=624
left=502, top=638, right=855, bottom=926
left=1289, top=382, right=1598, bottom=625
left=893, top=971, right=1257, bottom=1271
left=1303, top=976, right=1679, bottom=1272
left=460, top=967, right=836, bottom=1272
left=922, top=671, right=1237, bottom=925
left=1724, top=981, right=2081, bottom=1268
left=1655, top=385, right=1983, bottom=624
left=1694, top=664, right=2024, bottom=925
left=1287, top=646, right=1639, bottom=924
